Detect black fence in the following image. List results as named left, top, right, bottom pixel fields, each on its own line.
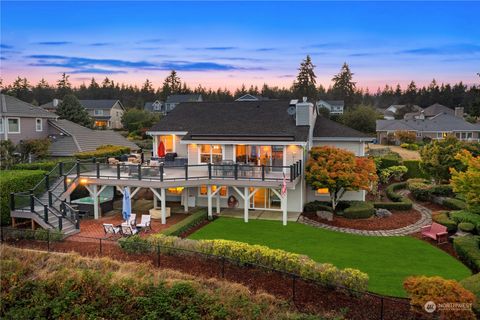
left=0, top=227, right=417, bottom=320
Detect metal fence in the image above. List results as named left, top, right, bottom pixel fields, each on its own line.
left=0, top=227, right=416, bottom=320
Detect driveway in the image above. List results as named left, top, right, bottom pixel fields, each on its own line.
left=367, top=144, right=420, bottom=160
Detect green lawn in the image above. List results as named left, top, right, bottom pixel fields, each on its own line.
left=189, top=218, right=471, bottom=297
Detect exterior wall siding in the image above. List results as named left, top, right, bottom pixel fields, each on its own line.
left=312, top=140, right=365, bottom=156
left=0, top=117, right=49, bottom=144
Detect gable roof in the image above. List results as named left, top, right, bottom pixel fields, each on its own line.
left=0, top=94, right=57, bottom=118
left=144, top=100, right=163, bottom=112
left=48, top=119, right=139, bottom=156
left=313, top=116, right=372, bottom=140
left=149, top=100, right=309, bottom=142
left=235, top=94, right=270, bottom=101
left=79, top=99, right=123, bottom=110
left=423, top=103, right=454, bottom=117
left=376, top=113, right=480, bottom=132
left=319, top=100, right=344, bottom=107
left=166, top=94, right=202, bottom=104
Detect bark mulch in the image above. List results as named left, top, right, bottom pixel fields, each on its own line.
left=3, top=238, right=415, bottom=320
left=303, top=210, right=422, bottom=231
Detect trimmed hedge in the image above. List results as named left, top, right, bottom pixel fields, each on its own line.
left=443, top=197, right=467, bottom=210
left=450, top=211, right=480, bottom=227
left=460, top=273, right=480, bottom=312
left=374, top=182, right=413, bottom=210
left=459, top=222, right=476, bottom=233
left=403, top=160, right=429, bottom=179
left=161, top=209, right=208, bottom=236
left=304, top=201, right=334, bottom=213
left=432, top=212, right=457, bottom=232
left=430, top=185, right=454, bottom=197
left=407, top=179, right=431, bottom=201
left=0, top=170, right=46, bottom=225
left=343, top=201, right=374, bottom=219
left=75, top=145, right=131, bottom=159
left=454, top=235, right=480, bottom=273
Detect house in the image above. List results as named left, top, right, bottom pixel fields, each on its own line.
left=41, top=99, right=125, bottom=129
left=316, top=100, right=345, bottom=115
left=235, top=94, right=270, bottom=101
left=383, top=104, right=422, bottom=120
left=164, top=94, right=203, bottom=113
left=144, top=100, right=164, bottom=113
left=376, top=112, right=480, bottom=144
left=0, top=94, right=58, bottom=144
left=404, top=103, right=455, bottom=120
left=48, top=119, right=139, bottom=157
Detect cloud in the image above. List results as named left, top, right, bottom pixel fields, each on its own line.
left=216, top=56, right=264, bottom=62
left=70, top=68, right=126, bottom=74
left=397, top=43, right=480, bottom=55
left=348, top=52, right=376, bottom=57
left=88, top=42, right=111, bottom=47
left=28, top=54, right=156, bottom=69
left=0, top=57, right=6, bottom=61
left=137, top=38, right=165, bottom=44
left=278, top=74, right=295, bottom=78
left=35, top=41, right=72, bottom=46
left=188, top=46, right=237, bottom=51
left=303, top=42, right=343, bottom=49
left=255, top=48, right=276, bottom=52
left=0, top=44, right=13, bottom=49
left=156, top=60, right=263, bottom=71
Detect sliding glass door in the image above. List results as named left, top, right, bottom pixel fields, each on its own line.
left=235, top=145, right=283, bottom=168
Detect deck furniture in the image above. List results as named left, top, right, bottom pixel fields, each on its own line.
left=421, top=222, right=449, bottom=244
left=136, top=214, right=152, bottom=232
left=103, top=223, right=121, bottom=238
left=121, top=223, right=139, bottom=236
left=128, top=213, right=137, bottom=226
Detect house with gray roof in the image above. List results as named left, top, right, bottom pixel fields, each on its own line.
left=1, top=94, right=58, bottom=144
left=382, top=104, right=422, bottom=120
left=164, top=94, right=202, bottom=114
left=316, top=100, right=345, bottom=115
left=404, top=103, right=457, bottom=120
left=144, top=100, right=164, bottom=113
left=376, top=112, right=480, bottom=144
left=235, top=94, right=270, bottom=101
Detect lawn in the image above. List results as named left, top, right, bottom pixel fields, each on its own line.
left=189, top=218, right=471, bottom=297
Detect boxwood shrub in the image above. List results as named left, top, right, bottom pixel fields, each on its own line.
left=443, top=198, right=467, bottom=210
left=161, top=209, right=208, bottom=236
left=304, top=201, right=333, bottom=213
left=403, top=160, right=429, bottom=179
left=343, top=201, right=374, bottom=219
left=459, top=222, right=476, bottom=233
left=374, top=182, right=413, bottom=210
left=449, top=211, right=480, bottom=227
left=453, top=235, right=480, bottom=272
left=432, top=212, right=457, bottom=232
left=407, top=179, right=431, bottom=201
left=430, top=185, right=454, bottom=197
left=75, top=145, right=131, bottom=159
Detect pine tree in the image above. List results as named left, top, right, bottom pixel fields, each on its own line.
left=33, top=78, right=54, bottom=105
left=56, top=73, right=72, bottom=98
left=293, top=55, right=317, bottom=102
left=10, top=77, right=33, bottom=102
left=56, top=94, right=93, bottom=128
left=331, top=62, right=356, bottom=108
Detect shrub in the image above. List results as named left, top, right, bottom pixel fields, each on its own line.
left=450, top=211, right=480, bottom=227
left=379, top=165, right=408, bottom=183
left=407, top=179, right=431, bottom=201
left=304, top=201, right=333, bottom=213
left=404, top=276, right=476, bottom=319
left=374, top=182, right=413, bottom=210
left=403, top=160, right=429, bottom=179
left=10, top=160, right=58, bottom=172
left=443, top=198, right=468, bottom=210
left=118, top=235, right=152, bottom=254
left=161, top=209, right=208, bottom=236
left=460, top=273, right=480, bottom=313
left=406, top=144, right=419, bottom=150
left=400, top=143, right=409, bottom=149
left=343, top=201, right=374, bottom=219
left=454, top=236, right=480, bottom=272
left=0, top=170, right=46, bottom=225
left=376, top=153, right=402, bottom=171
left=459, top=222, right=476, bottom=233
left=432, top=212, right=457, bottom=232
left=145, top=234, right=369, bottom=292
left=396, top=131, right=417, bottom=144
left=430, top=184, right=454, bottom=197
left=74, top=145, right=131, bottom=159
left=16, top=138, right=51, bottom=161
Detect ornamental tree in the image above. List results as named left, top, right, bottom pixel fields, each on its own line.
left=305, top=146, right=377, bottom=211
left=450, top=150, right=480, bottom=213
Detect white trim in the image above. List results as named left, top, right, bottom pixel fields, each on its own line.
left=7, top=117, right=21, bottom=134
left=35, top=118, right=43, bottom=132
left=198, top=144, right=224, bottom=164
left=313, top=137, right=374, bottom=142
left=181, top=140, right=307, bottom=146
left=147, top=131, right=188, bottom=135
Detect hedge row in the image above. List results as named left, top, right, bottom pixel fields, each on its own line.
left=374, top=182, right=413, bottom=210
left=343, top=201, right=374, bottom=219
left=75, top=145, right=131, bottom=159
left=119, top=235, right=369, bottom=292
left=161, top=209, right=208, bottom=236
left=304, top=201, right=334, bottom=213
left=407, top=179, right=455, bottom=202
left=453, top=235, right=480, bottom=273
left=0, top=170, right=46, bottom=225
left=10, top=158, right=76, bottom=173
left=443, top=198, right=467, bottom=210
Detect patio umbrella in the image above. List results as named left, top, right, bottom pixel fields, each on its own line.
left=157, top=141, right=166, bottom=157
left=122, top=187, right=131, bottom=223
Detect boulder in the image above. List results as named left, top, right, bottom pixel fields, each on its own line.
left=316, top=210, right=333, bottom=221
left=375, top=208, right=392, bottom=218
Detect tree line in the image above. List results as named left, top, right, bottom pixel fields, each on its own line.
left=1, top=56, right=479, bottom=116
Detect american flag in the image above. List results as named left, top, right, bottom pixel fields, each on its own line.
left=281, top=173, right=287, bottom=198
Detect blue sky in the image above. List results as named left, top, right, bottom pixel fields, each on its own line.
left=1, top=1, right=479, bottom=90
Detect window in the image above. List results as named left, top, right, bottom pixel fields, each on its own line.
left=159, top=135, right=174, bottom=153
left=199, top=185, right=227, bottom=197
left=200, top=144, right=222, bottom=163
left=35, top=118, right=43, bottom=132
left=167, top=187, right=184, bottom=195
left=94, top=109, right=104, bottom=116
left=7, top=118, right=20, bottom=133
left=416, top=131, right=422, bottom=137
left=315, top=188, right=330, bottom=196
left=0, top=118, right=3, bottom=133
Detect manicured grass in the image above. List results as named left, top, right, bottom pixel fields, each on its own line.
left=189, top=218, right=471, bottom=297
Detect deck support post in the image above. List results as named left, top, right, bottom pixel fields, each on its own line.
left=93, top=184, right=99, bottom=220
left=207, top=185, right=213, bottom=219
left=244, top=187, right=249, bottom=223
left=160, top=188, right=166, bottom=225
left=183, top=188, right=189, bottom=213
left=216, top=189, right=221, bottom=214
left=282, top=190, right=288, bottom=226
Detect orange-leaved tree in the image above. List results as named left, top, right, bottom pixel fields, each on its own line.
left=305, top=146, right=377, bottom=210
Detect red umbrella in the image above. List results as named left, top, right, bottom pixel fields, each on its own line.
left=157, top=140, right=166, bottom=157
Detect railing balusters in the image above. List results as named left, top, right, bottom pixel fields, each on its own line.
left=138, top=164, right=142, bottom=180
left=45, top=173, right=50, bottom=191
left=59, top=162, right=64, bottom=177
left=30, top=190, right=34, bottom=212
left=10, top=193, right=15, bottom=211
left=43, top=205, right=48, bottom=223
left=48, top=191, right=53, bottom=207
left=208, top=163, right=212, bottom=179
left=290, top=165, right=294, bottom=182
left=117, top=163, right=121, bottom=179
left=76, top=159, right=80, bottom=177
left=96, top=162, right=100, bottom=178
left=184, top=164, right=188, bottom=180
left=160, top=164, right=164, bottom=182
left=58, top=216, right=63, bottom=231
left=234, top=164, right=239, bottom=180
left=261, top=165, right=265, bottom=181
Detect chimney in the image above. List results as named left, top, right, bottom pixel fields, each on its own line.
left=455, top=107, right=464, bottom=118
left=53, top=98, right=59, bottom=107
left=418, top=110, right=425, bottom=120
left=296, top=97, right=314, bottom=126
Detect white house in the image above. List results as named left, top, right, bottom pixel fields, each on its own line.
left=316, top=100, right=345, bottom=115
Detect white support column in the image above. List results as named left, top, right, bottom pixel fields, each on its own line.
left=244, top=187, right=249, bottom=223
left=282, top=190, right=288, bottom=226
left=207, top=185, right=213, bottom=219
left=93, top=184, right=99, bottom=220
left=216, top=189, right=221, bottom=214
left=183, top=188, right=189, bottom=212
left=160, top=188, right=166, bottom=225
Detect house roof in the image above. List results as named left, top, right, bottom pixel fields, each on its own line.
left=165, top=94, right=202, bottom=104
left=79, top=99, right=123, bottom=110
left=313, top=116, right=372, bottom=139
left=423, top=103, right=454, bottom=117
left=39, top=99, right=62, bottom=110
left=319, top=100, right=344, bottom=107
left=235, top=94, right=270, bottom=101
left=149, top=100, right=309, bottom=142
left=376, top=113, right=480, bottom=132
left=144, top=100, right=163, bottom=112
left=0, top=94, right=57, bottom=119
left=48, top=119, right=139, bottom=157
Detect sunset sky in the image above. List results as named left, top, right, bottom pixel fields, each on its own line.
left=1, top=1, right=479, bottom=91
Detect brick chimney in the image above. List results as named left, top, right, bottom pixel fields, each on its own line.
left=455, top=107, right=464, bottom=118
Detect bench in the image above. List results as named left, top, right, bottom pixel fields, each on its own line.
left=421, top=222, right=449, bottom=244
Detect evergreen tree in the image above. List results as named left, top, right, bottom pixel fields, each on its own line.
left=10, top=77, right=33, bottom=102
left=56, top=94, right=93, bottom=128
left=32, top=78, right=54, bottom=105
left=331, top=62, right=356, bottom=108
left=56, top=73, right=72, bottom=98
left=293, top=55, right=317, bottom=102
left=161, top=70, right=181, bottom=100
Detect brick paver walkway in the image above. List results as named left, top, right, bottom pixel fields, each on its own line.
left=299, top=190, right=432, bottom=236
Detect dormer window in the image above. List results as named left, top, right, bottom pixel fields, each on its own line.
left=94, top=109, right=104, bottom=116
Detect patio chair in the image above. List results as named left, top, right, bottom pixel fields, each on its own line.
left=128, top=213, right=137, bottom=226
left=136, top=214, right=152, bottom=232
left=103, top=223, right=121, bottom=238
left=421, top=222, right=449, bottom=244
left=121, top=223, right=139, bottom=236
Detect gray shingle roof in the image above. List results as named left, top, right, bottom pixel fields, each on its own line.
left=313, top=116, right=372, bottom=139
left=79, top=99, right=123, bottom=110
left=0, top=94, right=57, bottom=118
left=423, top=103, right=454, bottom=117
left=149, top=101, right=309, bottom=142
left=376, top=113, right=480, bottom=132
left=48, top=119, right=139, bottom=156
left=322, top=100, right=344, bottom=107
left=165, top=94, right=202, bottom=104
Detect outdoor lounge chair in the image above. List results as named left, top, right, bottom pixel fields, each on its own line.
left=421, top=222, right=449, bottom=244
left=121, top=223, right=139, bottom=236
left=103, top=223, right=121, bottom=238
left=136, top=214, right=152, bottom=232
left=128, top=214, right=137, bottom=226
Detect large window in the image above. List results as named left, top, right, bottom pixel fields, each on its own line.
left=200, top=144, right=222, bottom=163
left=199, top=185, right=227, bottom=197
left=36, top=118, right=43, bottom=132
left=8, top=118, right=20, bottom=133
left=94, top=109, right=104, bottom=116
left=159, top=135, right=174, bottom=153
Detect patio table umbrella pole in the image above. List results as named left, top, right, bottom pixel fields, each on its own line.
left=122, top=187, right=132, bottom=224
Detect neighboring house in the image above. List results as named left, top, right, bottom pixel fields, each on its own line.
left=404, top=103, right=456, bottom=120
left=164, top=94, right=203, bottom=114
left=41, top=99, right=125, bottom=129
left=235, top=94, right=270, bottom=101
left=48, top=119, right=139, bottom=157
left=147, top=99, right=372, bottom=220
left=316, top=100, right=345, bottom=115
left=144, top=100, right=164, bottom=113
left=383, top=104, right=422, bottom=120
left=376, top=112, right=480, bottom=144
left=0, top=94, right=58, bottom=144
